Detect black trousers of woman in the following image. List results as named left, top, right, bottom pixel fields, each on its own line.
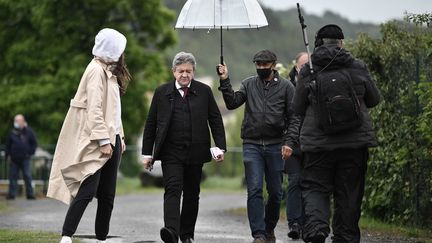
left=62, top=135, right=121, bottom=240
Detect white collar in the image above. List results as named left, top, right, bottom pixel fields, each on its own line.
left=175, top=80, right=191, bottom=89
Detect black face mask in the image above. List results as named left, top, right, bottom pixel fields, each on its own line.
left=256, top=68, right=273, bottom=80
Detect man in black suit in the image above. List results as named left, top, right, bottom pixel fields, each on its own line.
left=142, top=52, right=226, bottom=243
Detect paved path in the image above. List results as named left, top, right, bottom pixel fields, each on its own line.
left=0, top=191, right=418, bottom=243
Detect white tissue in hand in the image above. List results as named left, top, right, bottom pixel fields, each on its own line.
left=210, top=147, right=223, bottom=159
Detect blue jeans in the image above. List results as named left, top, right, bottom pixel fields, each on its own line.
left=8, top=158, right=34, bottom=198
left=285, top=155, right=304, bottom=226
left=243, top=143, right=284, bottom=237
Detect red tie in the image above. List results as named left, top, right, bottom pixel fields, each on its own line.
left=181, top=87, right=188, bottom=98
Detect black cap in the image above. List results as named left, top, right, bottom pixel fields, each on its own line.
left=252, top=50, right=277, bottom=63
left=316, top=24, right=344, bottom=40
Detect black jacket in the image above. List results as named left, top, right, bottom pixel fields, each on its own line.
left=288, top=66, right=298, bottom=87
left=218, top=71, right=300, bottom=148
left=5, top=127, right=38, bottom=162
left=292, top=44, right=381, bottom=152
left=142, top=80, right=226, bottom=163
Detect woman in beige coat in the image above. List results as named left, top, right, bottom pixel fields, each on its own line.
left=47, top=28, right=131, bottom=243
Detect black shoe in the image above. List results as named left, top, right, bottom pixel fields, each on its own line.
left=265, top=230, right=276, bottom=243
left=6, top=196, right=15, bottom=200
left=160, top=227, right=178, bottom=243
left=311, top=231, right=326, bottom=243
left=182, top=238, right=194, bottom=243
left=27, top=196, right=36, bottom=200
left=288, top=222, right=301, bottom=240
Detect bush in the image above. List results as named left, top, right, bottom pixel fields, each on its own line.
left=350, top=21, right=432, bottom=227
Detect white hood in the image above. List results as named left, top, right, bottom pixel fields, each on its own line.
left=92, top=28, right=127, bottom=63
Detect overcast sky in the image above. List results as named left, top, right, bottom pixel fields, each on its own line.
left=259, top=0, right=432, bottom=24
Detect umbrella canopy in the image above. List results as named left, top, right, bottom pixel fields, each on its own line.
left=175, top=0, right=268, bottom=29
left=175, top=0, right=268, bottom=64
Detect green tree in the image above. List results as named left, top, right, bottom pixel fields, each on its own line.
left=350, top=20, right=432, bottom=227
left=0, top=0, right=176, bottom=145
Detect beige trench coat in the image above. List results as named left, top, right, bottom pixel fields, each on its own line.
left=47, top=59, right=124, bottom=205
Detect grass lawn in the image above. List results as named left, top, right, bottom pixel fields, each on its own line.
left=0, top=200, right=8, bottom=212
left=228, top=208, right=432, bottom=242
left=201, top=175, right=244, bottom=192
left=0, top=229, right=80, bottom=243
left=116, top=175, right=244, bottom=195
left=115, top=176, right=163, bottom=195
left=359, top=217, right=432, bottom=243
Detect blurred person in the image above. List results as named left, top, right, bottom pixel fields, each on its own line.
left=142, top=52, right=226, bottom=243
left=217, top=50, right=300, bottom=243
left=47, top=28, right=130, bottom=243
left=283, top=52, right=310, bottom=240
left=5, top=114, right=37, bottom=200
left=288, top=52, right=309, bottom=87
left=292, top=24, right=380, bottom=243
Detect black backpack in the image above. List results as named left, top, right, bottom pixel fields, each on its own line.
left=310, top=67, right=362, bottom=134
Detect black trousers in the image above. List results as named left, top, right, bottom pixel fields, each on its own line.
left=301, top=148, right=368, bottom=243
left=161, top=155, right=203, bottom=241
left=62, top=135, right=121, bottom=240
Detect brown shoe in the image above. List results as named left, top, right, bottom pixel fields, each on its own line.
left=252, top=235, right=266, bottom=243
left=266, top=230, right=276, bottom=243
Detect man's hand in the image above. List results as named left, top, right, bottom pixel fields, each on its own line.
left=281, top=145, right=293, bottom=160
left=100, top=144, right=113, bottom=158
left=215, top=153, right=224, bottom=163
left=142, top=158, right=153, bottom=171
left=5, top=156, right=11, bottom=163
left=217, top=63, right=229, bottom=80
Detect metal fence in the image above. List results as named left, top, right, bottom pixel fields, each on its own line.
left=0, top=149, right=51, bottom=196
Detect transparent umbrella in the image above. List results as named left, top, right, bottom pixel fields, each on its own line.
left=175, top=0, right=268, bottom=65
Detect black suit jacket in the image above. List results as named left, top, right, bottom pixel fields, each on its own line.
left=142, top=79, right=226, bottom=163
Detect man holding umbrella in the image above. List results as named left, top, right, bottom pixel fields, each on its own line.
left=217, top=50, right=300, bottom=243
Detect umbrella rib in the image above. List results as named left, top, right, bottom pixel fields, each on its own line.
left=183, top=0, right=193, bottom=28
left=240, top=0, right=252, bottom=28
left=214, top=0, right=217, bottom=29
left=219, top=0, right=222, bottom=28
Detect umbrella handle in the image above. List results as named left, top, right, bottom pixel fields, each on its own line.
left=216, top=55, right=224, bottom=75
left=217, top=27, right=223, bottom=75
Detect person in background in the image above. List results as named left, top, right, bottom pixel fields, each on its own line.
left=288, top=52, right=309, bottom=87
left=47, top=28, right=129, bottom=243
left=217, top=50, right=300, bottom=243
left=5, top=114, right=37, bottom=200
left=142, top=52, right=226, bottom=243
left=292, top=24, right=380, bottom=243
left=284, top=52, right=309, bottom=240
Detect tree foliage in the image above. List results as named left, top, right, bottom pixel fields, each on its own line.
left=350, top=20, right=432, bottom=227
left=0, top=0, right=176, bottom=145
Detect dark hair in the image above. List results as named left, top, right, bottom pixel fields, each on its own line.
left=112, top=53, right=131, bottom=95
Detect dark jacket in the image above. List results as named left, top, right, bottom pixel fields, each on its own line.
left=5, top=127, right=38, bottom=162
left=288, top=66, right=298, bottom=87
left=142, top=79, right=226, bottom=163
left=292, top=44, right=381, bottom=152
left=218, top=71, right=300, bottom=148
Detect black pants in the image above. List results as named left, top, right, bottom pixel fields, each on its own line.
left=301, top=148, right=368, bottom=243
left=284, top=155, right=304, bottom=226
left=161, top=157, right=203, bottom=241
left=62, top=135, right=121, bottom=240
